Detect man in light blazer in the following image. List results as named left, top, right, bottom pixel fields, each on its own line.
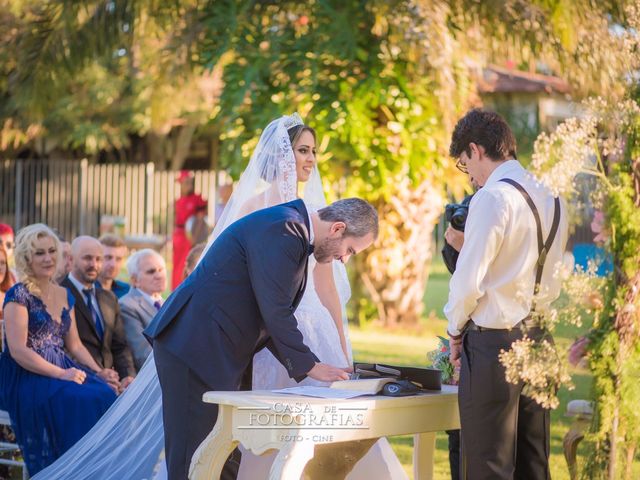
left=119, top=249, right=167, bottom=371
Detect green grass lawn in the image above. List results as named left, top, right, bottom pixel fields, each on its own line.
left=349, top=258, right=596, bottom=479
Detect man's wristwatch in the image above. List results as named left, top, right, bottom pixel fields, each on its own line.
left=448, top=318, right=473, bottom=341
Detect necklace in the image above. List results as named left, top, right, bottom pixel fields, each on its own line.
left=40, top=282, right=53, bottom=305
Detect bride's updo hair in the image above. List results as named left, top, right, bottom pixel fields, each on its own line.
left=287, top=124, right=316, bottom=150
left=259, top=124, right=316, bottom=183
left=14, top=223, right=60, bottom=296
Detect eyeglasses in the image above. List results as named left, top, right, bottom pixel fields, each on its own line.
left=455, top=158, right=468, bottom=174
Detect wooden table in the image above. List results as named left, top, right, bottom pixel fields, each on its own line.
left=189, top=386, right=459, bottom=480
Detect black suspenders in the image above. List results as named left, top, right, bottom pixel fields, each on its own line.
left=499, top=178, right=561, bottom=312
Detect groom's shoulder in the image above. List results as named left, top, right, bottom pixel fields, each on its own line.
left=251, top=199, right=307, bottom=223
left=222, top=200, right=308, bottom=247
left=241, top=200, right=308, bottom=244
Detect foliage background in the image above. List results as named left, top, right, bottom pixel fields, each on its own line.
left=1, top=2, right=639, bottom=476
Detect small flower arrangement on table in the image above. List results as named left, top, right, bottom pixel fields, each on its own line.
left=427, top=336, right=459, bottom=385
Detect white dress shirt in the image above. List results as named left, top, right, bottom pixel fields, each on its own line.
left=68, top=272, right=105, bottom=326
left=306, top=201, right=315, bottom=245
left=444, top=160, right=569, bottom=335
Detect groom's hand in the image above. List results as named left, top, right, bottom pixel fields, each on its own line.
left=307, top=363, right=351, bottom=382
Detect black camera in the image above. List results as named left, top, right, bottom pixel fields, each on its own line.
left=444, top=195, right=473, bottom=232
left=442, top=194, right=473, bottom=274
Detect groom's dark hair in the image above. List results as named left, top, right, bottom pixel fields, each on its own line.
left=318, top=198, right=378, bottom=239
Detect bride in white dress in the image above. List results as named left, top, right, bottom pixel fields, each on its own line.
left=33, top=113, right=406, bottom=480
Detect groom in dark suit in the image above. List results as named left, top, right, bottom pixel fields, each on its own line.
left=144, top=197, right=378, bottom=480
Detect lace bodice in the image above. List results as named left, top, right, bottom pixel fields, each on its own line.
left=2, top=283, right=73, bottom=355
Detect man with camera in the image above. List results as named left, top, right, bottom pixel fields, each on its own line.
left=444, top=109, right=568, bottom=479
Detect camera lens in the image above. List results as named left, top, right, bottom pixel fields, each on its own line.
left=451, top=208, right=467, bottom=230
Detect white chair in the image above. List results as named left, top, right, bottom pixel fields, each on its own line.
left=0, top=409, right=28, bottom=480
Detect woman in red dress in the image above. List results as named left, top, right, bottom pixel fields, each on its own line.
left=172, top=171, right=207, bottom=289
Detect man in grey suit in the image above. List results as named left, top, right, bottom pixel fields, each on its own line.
left=119, top=248, right=167, bottom=371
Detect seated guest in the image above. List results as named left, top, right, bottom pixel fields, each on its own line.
left=182, top=242, right=206, bottom=280
left=0, top=245, right=14, bottom=345
left=98, top=234, right=130, bottom=299
left=0, top=224, right=16, bottom=282
left=214, top=182, right=233, bottom=225
left=54, top=238, right=72, bottom=284
left=61, top=236, right=136, bottom=393
left=120, top=249, right=167, bottom=370
left=0, top=224, right=116, bottom=475
left=0, top=244, right=15, bottom=479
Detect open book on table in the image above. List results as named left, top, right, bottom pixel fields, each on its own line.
left=329, top=377, right=396, bottom=393
left=272, top=378, right=398, bottom=399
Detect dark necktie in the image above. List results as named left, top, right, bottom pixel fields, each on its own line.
left=82, top=288, right=104, bottom=340
left=153, top=300, right=162, bottom=311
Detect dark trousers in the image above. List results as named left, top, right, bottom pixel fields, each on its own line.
left=154, top=341, right=240, bottom=480
left=459, top=327, right=551, bottom=480
left=446, top=429, right=461, bottom=480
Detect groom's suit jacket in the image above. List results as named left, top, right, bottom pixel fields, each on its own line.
left=144, top=199, right=319, bottom=389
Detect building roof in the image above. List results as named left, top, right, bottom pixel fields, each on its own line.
left=478, top=65, right=571, bottom=95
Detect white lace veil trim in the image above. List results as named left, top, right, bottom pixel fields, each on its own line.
left=201, top=113, right=302, bottom=250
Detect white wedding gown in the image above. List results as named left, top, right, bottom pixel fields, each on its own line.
left=237, top=255, right=408, bottom=480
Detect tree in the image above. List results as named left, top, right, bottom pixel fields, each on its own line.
left=0, top=1, right=224, bottom=166
left=510, top=3, right=640, bottom=474
left=196, top=0, right=472, bottom=325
